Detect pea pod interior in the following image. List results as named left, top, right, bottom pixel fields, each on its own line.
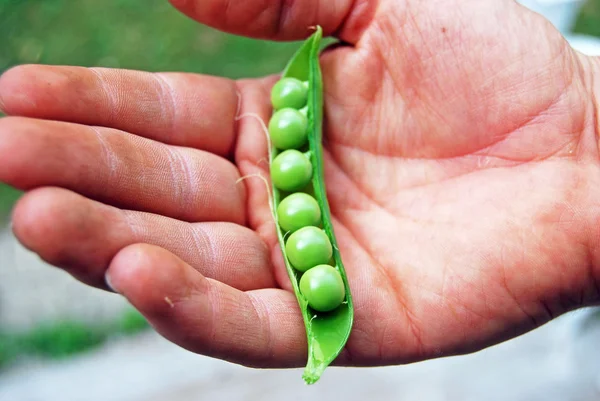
left=267, top=26, right=354, bottom=385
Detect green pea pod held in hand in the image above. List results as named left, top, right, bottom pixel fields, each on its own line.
left=267, top=26, right=354, bottom=384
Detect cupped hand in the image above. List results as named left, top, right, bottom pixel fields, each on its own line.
left=1, top=0, right=599, bottom=369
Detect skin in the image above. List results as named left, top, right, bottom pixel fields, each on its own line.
left=0, top=0, right=599, bottom=369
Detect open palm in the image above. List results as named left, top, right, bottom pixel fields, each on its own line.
left=1, top=0, right=599, bottom=369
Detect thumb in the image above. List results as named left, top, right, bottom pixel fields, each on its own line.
left=168, top=0, right=374, bottom=43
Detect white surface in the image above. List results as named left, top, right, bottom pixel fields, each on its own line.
left=518, top=0, right=600, bottom=56
left=0, top=229, right=129, bottom=330
left=0, top=310, right=599, bottom=401
left=567, top=34, right=600, bottom=56
left=518, top=0, right=586, bottom=33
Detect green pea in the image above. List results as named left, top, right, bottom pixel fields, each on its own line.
left=299, top=265, right=346, bottom=312
left=285, top=226, right=332, bottom=272
left=271, top=77, right=308, bottom=110
left=268, top=26, right=353, bottom=385
left=270, top=150, right=312, bottom=192
left=268, top=108, right=308, bottom=150
left=277, top=193, right=321, bottom=233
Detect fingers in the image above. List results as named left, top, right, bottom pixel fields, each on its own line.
left=11, top=187, right=275, bottom=291
left=106, top=244, right=306, bottom=368
left=0, top=65, right=238, bottom=156
left=0, top=117, right=245, bottom=224
left=168, top=0, right=373, bottom=43
left=233, top=79, right=296, bottom=291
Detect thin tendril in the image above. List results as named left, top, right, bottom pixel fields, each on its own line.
left=234, top=112, right=277, bottom=222
left=235, top=173, right=276, bottom=223
left=235, top=112, right=272, bottom=164
left=234, top=89, right=242, bottom=118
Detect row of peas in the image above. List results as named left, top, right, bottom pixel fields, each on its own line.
left=269, top=77, right=346, bottom=313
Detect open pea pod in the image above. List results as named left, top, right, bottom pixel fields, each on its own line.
left=267, top=26, right=354, bottom=384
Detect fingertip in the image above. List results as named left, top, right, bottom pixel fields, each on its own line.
left=0, top=65, right=25, bottom=113
left=105, top=243, right=149, bottom=296
left=0, top=65, right=45, bottom=116
left=10, top=187, right=120, bottom=288
left=106, top=244, right=202, bottom=316
left=0, top=117, right=34, bottom=187
left=106, top=243, right=167, bottom=296
left=11, top=187, right=73, bottom=257
left=0, top=64, right=92, bottom=119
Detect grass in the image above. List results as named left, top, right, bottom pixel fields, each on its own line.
left=0, top=183, right=20, bottom=223
left=574, top=0, right=600, bottom=37
left=0, top=0, right=300, bottom=77
left=0, top=308, right=150, bottom=370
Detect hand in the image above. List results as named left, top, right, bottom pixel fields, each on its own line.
left=1, top=0, right=599, bottom=369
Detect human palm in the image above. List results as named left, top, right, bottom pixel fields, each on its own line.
left=0, top=0, right=599, bottom=369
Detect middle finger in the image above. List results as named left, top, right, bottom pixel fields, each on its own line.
left=11, top=187, right=274, bottom=291
left=0, top=116, right=246, bottom=224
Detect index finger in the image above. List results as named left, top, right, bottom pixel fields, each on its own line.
left=169, top=0, right=374, bottom=44
left=0, top=65, right=240, bottom=157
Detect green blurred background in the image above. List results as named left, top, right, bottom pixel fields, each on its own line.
left=0, top=0, right=301, bottom=76
left=0, top=0, right=600, bottom=219
left=0, top=0, right=599, bottom=370
left=0, top=0, right=306, bottom=222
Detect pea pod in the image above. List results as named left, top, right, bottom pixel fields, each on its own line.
left=267, top=26, right=354, bottom=384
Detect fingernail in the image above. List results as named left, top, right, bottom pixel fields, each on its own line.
left=105, top=272, right=119, bottom=294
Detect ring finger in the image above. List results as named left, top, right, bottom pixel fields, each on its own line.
left=0, top=117, right=246, bottom=224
